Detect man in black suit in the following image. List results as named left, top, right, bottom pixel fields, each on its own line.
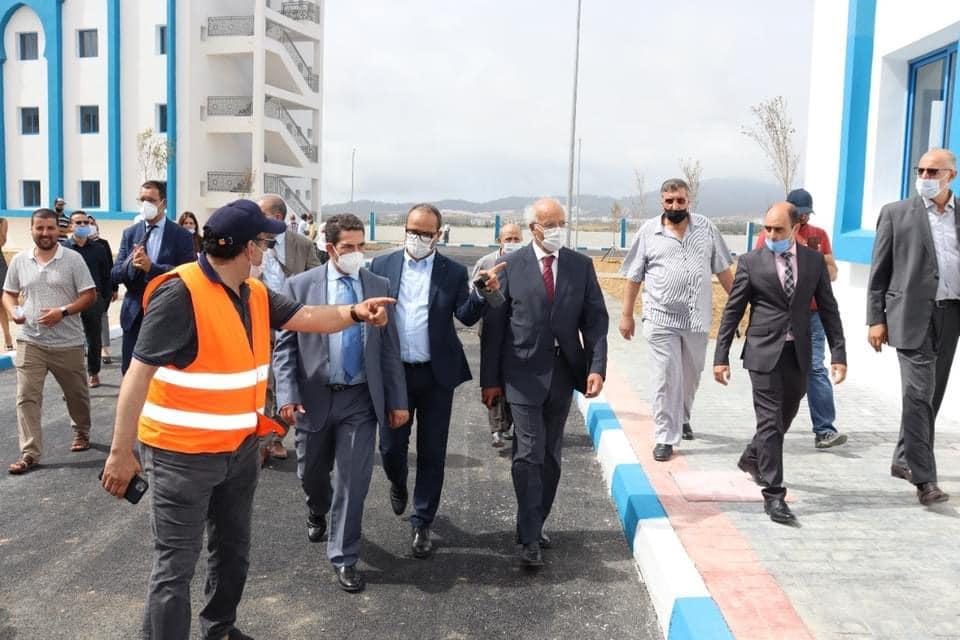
left=714, top=202, right=846, bottom=525
left=481, top=197, right=609, bottom=566
left=111, top=181, right=195, bottom=373
left=369, top=203, right=502, bottom=558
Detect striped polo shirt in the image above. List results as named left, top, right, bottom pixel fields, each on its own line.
left=620, top=213, right=732, bottom=333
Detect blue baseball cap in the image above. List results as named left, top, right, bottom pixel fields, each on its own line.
left=786, top=188, right=813, bottom=215
left=205, top=199, right=286, bottom=246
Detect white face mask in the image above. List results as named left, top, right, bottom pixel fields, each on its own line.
left=405, top=233, right=435, bottom=260
left=185, top=226, right=196, bottom=235
left=538, top=226, right=565, bottom=253
left=502, top=241, right=522, bottom=254
left=916, top=177, right=945, bottom=199
left=334, top=248, right=364, bottom=277
left=140, top=200, right=161, bottom=222
left=88, top=224, right=99, bottom=239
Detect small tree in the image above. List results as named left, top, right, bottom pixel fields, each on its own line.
left=136, top=128, right=174, bottom=181
left=634, top=170, right=647, bottom=219
left=610, top=200, right=624, bottom=244
left=679, top=157, right=702, bottom=210
left=741, top=96, right=800, bottom=196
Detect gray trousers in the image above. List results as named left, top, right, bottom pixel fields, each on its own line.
left=892, top=304, right=960, bottom=484
left=643, top=322, right=709, bottom=445
left=140, top=434, right=260, bottom=640
left=295, top=384, right=377, bottom=568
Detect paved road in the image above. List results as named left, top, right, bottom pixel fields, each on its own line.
left=0, top=251, right=658, bottom=639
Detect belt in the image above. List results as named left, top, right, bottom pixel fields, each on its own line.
left=403, top=361, right=431, bottom=369
left=327, top=383, right=364, bottom=392
left=935, top=299, right=960, bottom=308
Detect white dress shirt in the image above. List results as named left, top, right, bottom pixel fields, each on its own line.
left=531, top=240, right=559, bottom=287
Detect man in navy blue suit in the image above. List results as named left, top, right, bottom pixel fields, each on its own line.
left=369, top=203, right=503, bottom=558
left=111, top=181, right=195, bottom=373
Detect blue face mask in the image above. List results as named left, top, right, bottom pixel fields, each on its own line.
left=764, top=236, right=791, bottom=254
left=73, top=225, right=92, bottom=239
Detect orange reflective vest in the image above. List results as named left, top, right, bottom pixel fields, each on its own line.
left=138, top=261, right=283, bottom=454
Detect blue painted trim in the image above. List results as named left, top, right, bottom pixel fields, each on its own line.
left=165, top=0, right=176, bottom=219
left=107, top=0, right=120, bottom=211
left=668, top=597, right=735, bottom=640
left=610, top=464, right=667, bottom=547
left=832, top=0, right=877, bottom=265
left=949, top=51, right=960, bottom=188
left=0, top=208, right=136, bottom=220
left=0, top=353, right=12, bottom=369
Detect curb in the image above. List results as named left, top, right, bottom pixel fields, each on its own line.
left=0, top=325, right=122, bottom=371
left=575, top=392, right=734, bottom=640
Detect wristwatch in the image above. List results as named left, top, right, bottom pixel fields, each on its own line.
left=349, top=304, right=362, bottom=323
left=60, top=306, right=69, bottom=317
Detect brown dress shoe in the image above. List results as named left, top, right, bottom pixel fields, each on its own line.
left=266, top=439, right=287, bottom=460
left=88, top=375, right=101, bottom=389
left=891, top=464, right=913, bottom=482
left=917, top=482, right=949, bottom=505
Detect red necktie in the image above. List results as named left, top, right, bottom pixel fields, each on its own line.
left=542, top=255, right=555, bottom=304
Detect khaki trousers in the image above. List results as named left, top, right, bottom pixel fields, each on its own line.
left=15, top=341, right=91, bottom=461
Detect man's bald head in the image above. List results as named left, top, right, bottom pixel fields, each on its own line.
left=259, top=195, right=287, bottom=221
left=525, top=198, right=566, bottom=226
left=499, top=223, right=522, bottom=243
left=763, top=201, right=799, bottom=242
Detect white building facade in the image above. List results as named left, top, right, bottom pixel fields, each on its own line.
left=805, top=0, right=960, bottom=409
left=0, top=0, right=323, bottom=223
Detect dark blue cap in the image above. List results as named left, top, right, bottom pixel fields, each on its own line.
left=786, top=188, right=813, bottom=214
left=205, top=199, right=286, bottom=247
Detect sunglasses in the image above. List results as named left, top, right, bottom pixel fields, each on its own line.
left=915, top=167, right=948, bottom=178
left=664, top=197, right=687, bottom=205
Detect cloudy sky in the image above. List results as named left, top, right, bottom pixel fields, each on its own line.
left=321, top=1, right=814, bottom=203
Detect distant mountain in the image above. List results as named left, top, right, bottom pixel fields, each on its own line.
left=321, top=177, right=784, bottom=220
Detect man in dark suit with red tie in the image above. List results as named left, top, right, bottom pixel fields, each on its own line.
left=111, top=181, right=195, bottom=373
left=480, top=197, right=608, bottom=566
left=713, top=201, right=847, bottom=525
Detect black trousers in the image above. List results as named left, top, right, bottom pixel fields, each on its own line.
left=121, top=313, right=142, bottom=375
left=741, top=343, right=806, bottom=500
left=510, top=353, right=574, bottom=544
left=892, top=303, right=960, bottom=484
left=79, top=297, right=106, bottom=375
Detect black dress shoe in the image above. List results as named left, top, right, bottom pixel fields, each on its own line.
left=917, top=482, right=949, bottom=505
left=653, top=443, right=673, bottom=462
left=390, top=483, right=408, bottom=515
left=891, top=464, right=913, bottom=483
left=682, top=423, right=694, bottom=440
left=335, top=565, right=365, bottom=592
left=307, top=516, right=326, bottom=543
left=226, top=628, right=255, bottom=640
left=763, top=498, right=797, bottom=525
left=538, top=531, right=552, bottom=549
left=520, top=542, right=543, bottom=567
left=411, top=526, right=433, bottom=558
left=737, top=459, right=766, bottom=486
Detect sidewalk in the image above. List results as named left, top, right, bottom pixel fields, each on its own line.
left=601, top=292, right=960, bottom=640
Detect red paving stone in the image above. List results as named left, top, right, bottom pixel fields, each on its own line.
left=602, top=360, right=814, bottom=640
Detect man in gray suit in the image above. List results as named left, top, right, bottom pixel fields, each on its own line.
left=273, top=214, right=408, bottom=592
left=480, top=198, right=608, bottom=567
left=868, top=147, right=960, bottom=505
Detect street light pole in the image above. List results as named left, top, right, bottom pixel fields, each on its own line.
left=575, top=137, right=582, bottom=248
left=350, top=147, right=356, bottom=206
left=565, top=0, right=583, bottom=249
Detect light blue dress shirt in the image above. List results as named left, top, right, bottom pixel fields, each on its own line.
left=327, top=264, right=366, bottom=385
left=261, top=232, right=287, bottom=293
left=396, top=251, right=434, bottom=363
left=144, top=215, right=166, bottom=263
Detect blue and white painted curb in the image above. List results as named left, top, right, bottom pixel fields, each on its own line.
left=0, top=325, right=122, bottom=371
left=575, top=392, right=734, bottom=640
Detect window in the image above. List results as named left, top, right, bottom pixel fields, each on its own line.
left=20, top=107, right=39, bottom=135
left=157, top=104, right=168, bottom=133
left=77, top=29, right=98, bottom=58
left=80, top=181, right=101, bottom=208
left=902, top=45, right=957, bottom=197
left=80, top=106, right=99, bottom=134
left=157, top=25, right=167, bottom=55
left=18, top=32, right=38, bottom=60
left=22, top=181, right=41, bottom=207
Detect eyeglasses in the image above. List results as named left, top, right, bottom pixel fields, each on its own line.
left=405, top=229, right=436, bottom=242
left=664, top=197, right=687, bottom=205
left=915, top=167, right=948, bottom=178
left=251, top=237, right=271, bottom=249
left=536, top=221, right=566, bottom=230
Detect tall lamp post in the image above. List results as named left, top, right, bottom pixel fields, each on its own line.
left=350, top=147, right=357, bottom=206
left=565, top=0, right=583, bottom=248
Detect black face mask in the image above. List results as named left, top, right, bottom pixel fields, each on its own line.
left=664, top=209, right=689, bottom=224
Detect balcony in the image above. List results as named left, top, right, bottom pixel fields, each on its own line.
left=207, top=171, right=253, bottom=193
left=207, top=96, right=253, bottom=117
left=265, top=98, right=317, bottom=162
left=266, top=22, right=319, bottom=92
left=264, top=173, right=310, bottom=217
left=281, top=1, right=320, bottom=24
left=208, top=16, right=255, bottom=37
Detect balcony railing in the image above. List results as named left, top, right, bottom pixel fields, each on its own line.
left=264, top=174, right=310, bottom=217
left=266, top=22, right=319, bottom=92
left=208, top=171, right=253, bottom=193
left=281, top=1, right=320, bottom=24
left=207, top=96, right=254, bottom=117
left=208, top=16, right=255, bottom=37
left=264, top=98, right=317, bottom=162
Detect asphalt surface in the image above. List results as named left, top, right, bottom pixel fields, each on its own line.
left=0, top=248, right=657, bottom=640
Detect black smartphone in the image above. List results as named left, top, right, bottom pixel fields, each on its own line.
left=473, top=273, right=489, bottom=290
left=99, top=468, right=149, bottom=504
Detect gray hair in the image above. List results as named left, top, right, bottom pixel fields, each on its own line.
left=924, top=147, right=957, bottom=169
left=660, top=178, right=689, bottom=194
left=261, top=194, right=287, bottom=218
left=523, top=198, right=568, bottom=224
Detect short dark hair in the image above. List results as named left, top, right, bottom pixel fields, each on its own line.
left=324, top=213, right=365, bottom=245
left=31, top=208, right=58, bottom=225
left=407, top=203, right=442, bottom=230
left=141, top=180, right=166, bottom=200
left=70, top=209, right=88, bottom=219
left=201, top=226, right=247, bottom=259
left=660, top=178, right=689, bottom=194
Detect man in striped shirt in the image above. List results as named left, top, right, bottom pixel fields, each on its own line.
left=619, top=178, right=734, bottom=461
